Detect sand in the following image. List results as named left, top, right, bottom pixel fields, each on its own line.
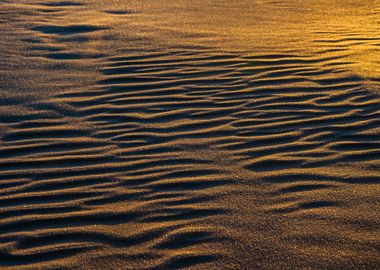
left=0, top=0, right=379, bottom=269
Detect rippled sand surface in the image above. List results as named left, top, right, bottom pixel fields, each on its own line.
left=1, top=1, right=380, bottom=269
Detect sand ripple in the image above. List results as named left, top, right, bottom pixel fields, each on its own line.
left=0, top=0, right=379, bottom=269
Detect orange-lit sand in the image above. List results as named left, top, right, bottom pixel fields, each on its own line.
left=0, top=1, right=379, bottom=269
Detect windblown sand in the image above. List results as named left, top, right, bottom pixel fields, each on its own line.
left=0, top=0, right=379, bottom=269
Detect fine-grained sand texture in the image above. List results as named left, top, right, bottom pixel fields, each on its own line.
left=0, top=1, right=379, bottom=269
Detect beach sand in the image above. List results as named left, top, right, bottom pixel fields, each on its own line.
left=0, top=1, right=379, bottom=269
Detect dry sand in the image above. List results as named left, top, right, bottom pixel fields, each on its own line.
left=0, top=0, right=379, bottom=269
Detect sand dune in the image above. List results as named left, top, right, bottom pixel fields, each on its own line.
left=0, top=0, right=379, bottom=269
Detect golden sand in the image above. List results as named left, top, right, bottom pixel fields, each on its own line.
left=0, top=0, right=379, bottom=269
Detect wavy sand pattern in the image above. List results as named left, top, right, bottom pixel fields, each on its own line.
left=0, top=0, right=379, bottom=269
